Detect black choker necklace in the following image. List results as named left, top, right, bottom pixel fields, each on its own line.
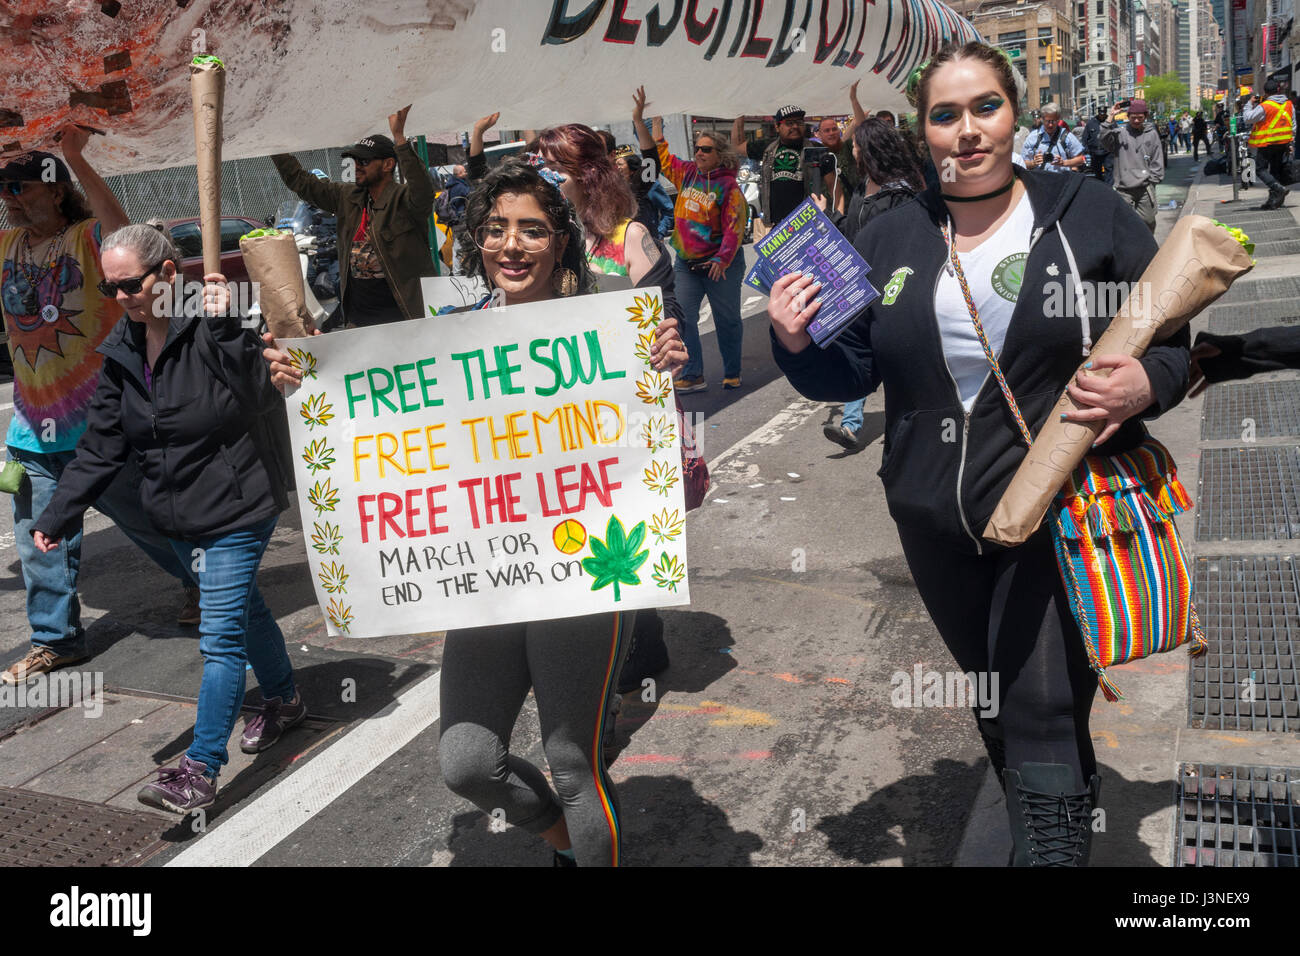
left=941, top=178, right=1015, bottom=203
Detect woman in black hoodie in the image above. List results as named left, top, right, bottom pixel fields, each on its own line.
left=31, top=224, right=303, bottom=815
left=770, top=41, right=1189, bottom=866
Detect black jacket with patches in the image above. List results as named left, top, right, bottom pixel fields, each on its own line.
left=772, top=167, right=1189, bottom=554
left=34, top=310, right=286, bottom=543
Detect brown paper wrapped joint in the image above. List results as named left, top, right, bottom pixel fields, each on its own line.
left=982, top=215, right=1255, bottom=547
left=189, top=56, right=226, bottom=277
left=240, top=232, right=312, bottom=340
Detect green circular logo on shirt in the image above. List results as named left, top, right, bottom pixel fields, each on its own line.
left=991, top=252, right=1027, bottom=302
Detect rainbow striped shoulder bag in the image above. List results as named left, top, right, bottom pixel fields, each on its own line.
left=943, top=224, right=1205, bottom=701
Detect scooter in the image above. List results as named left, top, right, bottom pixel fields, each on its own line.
left=1237, top=132, right=1257, bottom=188
left=738, top=159, right=761, bottom=242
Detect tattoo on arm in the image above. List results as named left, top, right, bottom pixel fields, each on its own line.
left=638, top=226, right=662, bottom=265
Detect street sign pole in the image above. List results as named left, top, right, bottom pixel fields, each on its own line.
left=1225, top=0, right=1239, bottom=201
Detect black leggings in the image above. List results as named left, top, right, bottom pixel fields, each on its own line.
left=898, top=525, right=1100, bottom=791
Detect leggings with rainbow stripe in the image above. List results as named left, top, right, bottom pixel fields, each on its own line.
left=439, top=611, right=633, bottom=866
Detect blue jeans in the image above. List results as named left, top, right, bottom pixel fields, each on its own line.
left=674, top=255, right=744, bottom=379
left=841, top=398, right=865, bottom=433
left=9, top=446, right=194, bottom=657
left=175, top=516, right=295, bottom=772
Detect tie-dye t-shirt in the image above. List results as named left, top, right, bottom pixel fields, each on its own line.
left=1, top=219, right=122, bottom=453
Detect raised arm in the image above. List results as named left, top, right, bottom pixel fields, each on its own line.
left=731, top=116, right=747, bottom=152
left=846, top=79, right=868, bottom=136
left=389, top=106, right=434, bottom=217
left=632, top=87, right=656, bottom=152
left=467, top=112, right=499, bottom=181
left=58, top=125, right=127, bottom=235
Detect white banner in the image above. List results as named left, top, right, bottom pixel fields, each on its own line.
left=280, top=288, right=691, bottom=638
left=1, top=1, right=978, bottom=174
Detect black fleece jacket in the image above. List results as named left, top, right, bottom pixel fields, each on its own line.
left=34, top=310, right=286, bottom=543
left=773, top=167, right=1190, bottom=554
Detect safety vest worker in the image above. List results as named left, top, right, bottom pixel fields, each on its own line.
left=1247, top=95, right=1295, bottom=148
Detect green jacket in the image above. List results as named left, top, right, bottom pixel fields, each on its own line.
left=271, top=142, right=435, bottom=320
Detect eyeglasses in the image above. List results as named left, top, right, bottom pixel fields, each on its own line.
left=96, top=260, right=166, bottom=297
left=694, top=145, right=716, bottom=154
left=1, top=181, right=34, bottom=197
left=475, top=224, right=555, bottom=253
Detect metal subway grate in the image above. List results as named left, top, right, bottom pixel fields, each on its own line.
left=1255, top=241, right=1300, bottom=258
left=1202, top=381, right=1300, bottom=440
left=1219, top=277, right=1300, bottom=306
left=0, top=787, right=169, bottom=866
left=1208, top=301, right=1300, bottom=333
left=1176, top=764, right=1300, bottom=866
left=1189, top=555, right=1300, bottom=732
left=1210, top=209, right=1297, bottom=225
left=1196, top=445, right=1300, bottom=540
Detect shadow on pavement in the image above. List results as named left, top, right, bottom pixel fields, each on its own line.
left=440, top=773, right=765, bottom=866
left=816, top=757, right=986, bottom=866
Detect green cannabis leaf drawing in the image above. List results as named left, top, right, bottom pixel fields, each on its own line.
left=302, top=437, right=336, bottom=474
left=651, top=552, right=686, bottom=592
left=581, top=515, right=649, bottom=602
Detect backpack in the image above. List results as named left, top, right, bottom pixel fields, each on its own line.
left=195, top=320, right=296, bottom=509
left=435, top=187, right=467, bottom=226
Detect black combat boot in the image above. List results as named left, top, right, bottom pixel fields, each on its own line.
left=1003, top=762, right=1101, bottom=866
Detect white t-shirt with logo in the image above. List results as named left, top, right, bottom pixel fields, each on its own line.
left=934, top=191, right=1034, bottom=411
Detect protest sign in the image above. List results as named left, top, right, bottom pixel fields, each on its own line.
left=1, top=2, right=978, bottom=174
left=280, top=287, right=691, bottom=638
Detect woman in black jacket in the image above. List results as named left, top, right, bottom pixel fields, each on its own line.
left=31, top=224, right=304, bottom=814
left=769, top=41, right=1189, bottom=865
left=819, top=118, right=925, bottom=448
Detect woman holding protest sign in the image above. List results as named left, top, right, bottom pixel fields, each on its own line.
left=440, top=159, right=685, bottom=867
left=265, top=159, right=686, bottom=866
left=29, top=223, right=304, bottom=814
left=768, top=41, right=1190, bottom=866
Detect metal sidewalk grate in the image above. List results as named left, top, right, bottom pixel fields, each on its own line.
left=1189, top=555, right=1300, bottom=732
left=1202, top=381, right=1300, bottom=439
left=0, top=787, right=169, bottom=866
left=1176, top=764, right=1300, bottom=866
left=1208, top=301, right=1300, bottom=333
left=1219, top=277, right=1300, bottom=305
left=1256, top=241, right=1300, bottom=257
left=1196, top=445, right=1300, bottom=540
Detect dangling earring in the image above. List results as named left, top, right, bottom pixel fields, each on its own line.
left=551, top=267, right=578, bottom=297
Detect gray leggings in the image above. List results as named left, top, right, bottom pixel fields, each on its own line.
left=438, top=611, right=633, bottom=866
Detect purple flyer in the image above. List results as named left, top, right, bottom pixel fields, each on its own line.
left=744, top=199, right=879, bottom=347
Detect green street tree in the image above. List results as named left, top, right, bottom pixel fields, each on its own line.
left=1140, top=72, right=1190, bottom=114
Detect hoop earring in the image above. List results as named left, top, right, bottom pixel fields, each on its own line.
left=551, top=267, right=578, bottom=297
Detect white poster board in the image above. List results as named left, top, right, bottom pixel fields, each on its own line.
left=280, top=288, right=691, bottom=637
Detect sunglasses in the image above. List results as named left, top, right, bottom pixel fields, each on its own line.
left=354, top=157, right=386, bottom=167
left=1, top=181, right=35, bottom=197
left=694, top=145, right=716, bottom=154
left=96, top=260, right=166, bottom=297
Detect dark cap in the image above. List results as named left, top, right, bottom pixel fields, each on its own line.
left=342, top=134, right=397, bottom=162
left=1128, top=98, right=1149, bottom=115
left=0, top=150, right=71, bottom=183
left=774, top=105, right=806, bottom=122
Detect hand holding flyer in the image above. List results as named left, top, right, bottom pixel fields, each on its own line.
left=745, top=199, right=880, bottom=347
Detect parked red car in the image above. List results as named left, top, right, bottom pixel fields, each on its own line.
left=166, top=216, right=264, bottom=285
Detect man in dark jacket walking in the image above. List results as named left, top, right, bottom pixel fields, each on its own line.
left=273, top=106, right=435, bottom=326
left=1083, top=107, right=1111, bottom=184
left=732, top=106, right=836, bottom=228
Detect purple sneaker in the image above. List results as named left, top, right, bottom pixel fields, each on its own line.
left=240, top=693, right=307, bottom=754
left=137, top=756, right=217, bottom=814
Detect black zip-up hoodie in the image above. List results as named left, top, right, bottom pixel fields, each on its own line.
left=34, top=309, right=285, bottom=543
left=773, top=167, right=1190, bottom=554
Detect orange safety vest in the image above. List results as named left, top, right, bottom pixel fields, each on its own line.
left=1248, top=98, right=1296, bottom=147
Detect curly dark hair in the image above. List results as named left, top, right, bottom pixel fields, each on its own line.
left=854, top=118, right=924, bottom=191
left=456, top=159, right=596, bottom=296
left=56, top=183, right=93, bottom=225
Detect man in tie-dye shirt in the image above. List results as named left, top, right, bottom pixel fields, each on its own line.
left=0, top=130, right=194, bottom=686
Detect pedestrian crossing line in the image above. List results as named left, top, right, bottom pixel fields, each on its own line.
left=165, top=669, right=442, bottom=867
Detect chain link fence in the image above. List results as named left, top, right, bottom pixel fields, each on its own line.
left=0, top=148, right=358, bottom=229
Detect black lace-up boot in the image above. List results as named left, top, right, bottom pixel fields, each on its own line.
left=1003, top=762, right=1101, bottom=866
